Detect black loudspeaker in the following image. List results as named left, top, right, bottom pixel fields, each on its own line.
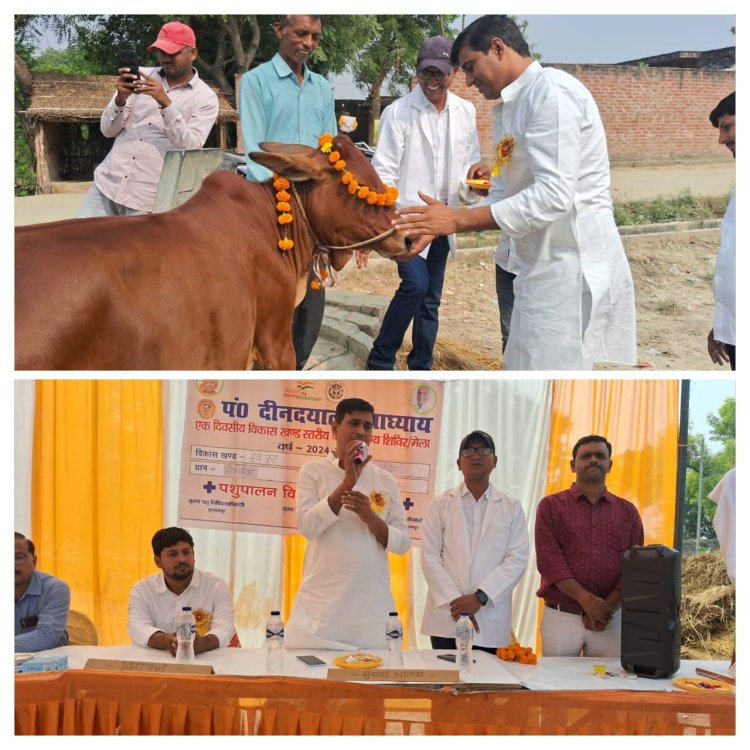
left=621, top=544, right=681, bottom=678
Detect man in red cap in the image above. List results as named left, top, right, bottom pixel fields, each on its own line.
left=78, top=20, right=219, bottom=216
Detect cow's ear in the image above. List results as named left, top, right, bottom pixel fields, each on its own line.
left=249, top=152, right=325, bottom=182
left=259, top=142, right=318, bottom=158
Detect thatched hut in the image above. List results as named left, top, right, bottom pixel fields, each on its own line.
left=19, top=72, right=237, bottom=194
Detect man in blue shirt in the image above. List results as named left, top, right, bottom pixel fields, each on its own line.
left=15, top=532, right=71, bottom=652
left=239, top=15, right=338, bottom=370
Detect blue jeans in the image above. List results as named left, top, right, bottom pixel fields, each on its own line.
left=368, top=235, right=450, bottom=370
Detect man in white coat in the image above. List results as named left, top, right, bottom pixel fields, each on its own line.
left=420, top=430, right=528, bottom=652
left=393, top=15, right=637, bottom=371
left=285, top=398, right=411, bottom=650
left=365, top=36, right=484, bottom=371
left=706, top=91, right=735, bottom=370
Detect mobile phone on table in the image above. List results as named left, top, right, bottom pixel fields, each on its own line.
left=296, top=654, right=326, bottom=666
left=118, top=48, right=140, bottom=78
left=437, top=653, right=475, bottom=663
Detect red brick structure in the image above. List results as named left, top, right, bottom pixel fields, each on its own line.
left=450, top=64, right=735, bottom=166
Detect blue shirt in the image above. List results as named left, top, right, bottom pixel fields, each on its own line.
left=15, top=570, right=71, bottom=652
left=239, top=53, right=337, bottom=182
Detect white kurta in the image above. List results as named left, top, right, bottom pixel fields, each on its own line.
left=712, top=191, right=735, bottom=346
left=372, top=86, right=482, bottom=259
left=485, top=61, right=637, bottom=370
left=420, top=482, right=529, bottom=648
left=285, top=452, right=411, bottom=650
left=708, top=468, right=735, bottom=584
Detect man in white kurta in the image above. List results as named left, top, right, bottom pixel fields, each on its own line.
left=706, top=91, right=736, bottom=370
left=420, top=431, right=528, bottom=650
left=285, top=398, right=411, bottom=650
left=393, top=15, right=637, bottom=371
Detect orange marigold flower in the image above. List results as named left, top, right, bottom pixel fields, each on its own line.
left=319, top=268, right=329, bottom=279
left=341, top=172, right=353, bottom=185
left=376, top=194, right=386, bottom=206
left=357, top=186, right=370, bottom=199
left=386, top=186, right=399, bottom=199
left=334, top=160, right=346, bottom=171
left=328, top=151, right=341, bottom=164
left=318, top=133, right=334, bottom=147
left=277, top=212, right=293, bottom=225
left=366, top=192, right=379, bottom=205
left=310, top=279, right=322, bottom=290
left=276, top=190, right=291, bottom=202
left=383, top=196, right=396, bottom=206
left=347, top=182, right=359, bottom=195
left=273, top=176, right=290, bottom=190
left=278, top=238, right=294, bottom=251
left=276, top=201, right=291, bottom=212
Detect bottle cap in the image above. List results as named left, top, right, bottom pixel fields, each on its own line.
left=270, top=610, right=280, bottom=615
left=389, top=611, right=398, bottom=616
left=182, top=606, right=192, bottom=611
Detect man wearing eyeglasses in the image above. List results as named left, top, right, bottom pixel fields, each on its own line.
left=15, top=532, right=70, bottom=652
left=420, top=431, right=528, bottom=652
left=365, top=36, right=485, bottom=371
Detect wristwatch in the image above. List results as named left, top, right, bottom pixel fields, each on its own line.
left=475, top=589, right=489, bottom=606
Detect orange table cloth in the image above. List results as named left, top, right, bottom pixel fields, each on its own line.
left=15, top=670, right=734, bottom=735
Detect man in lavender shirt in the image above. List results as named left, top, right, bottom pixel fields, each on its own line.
left=78, top=21, right=218, bottom=217
left=534, top=435, right=644, bottom=657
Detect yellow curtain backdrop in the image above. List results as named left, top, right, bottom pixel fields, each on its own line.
left=31, top=381, right=164, bottom=646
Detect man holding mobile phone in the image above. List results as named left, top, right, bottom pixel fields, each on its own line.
left=78, top=21, right=219, bottom=217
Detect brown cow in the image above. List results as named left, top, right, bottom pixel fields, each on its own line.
left=15, top=135, right=409, bottom=370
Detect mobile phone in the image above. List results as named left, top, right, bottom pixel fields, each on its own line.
left=296, top=654, right=326, bottom=666
left=118, top=48, right=140, bottom=78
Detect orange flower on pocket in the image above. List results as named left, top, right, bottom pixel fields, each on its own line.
left=369, top=490, right=387, bottom=513
left=192, top=608, right=213, bottom=637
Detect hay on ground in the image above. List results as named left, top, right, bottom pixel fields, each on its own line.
left=396, top=338, right=502, bottom=371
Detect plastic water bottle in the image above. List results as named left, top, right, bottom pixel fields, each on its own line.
left=456, top=612, right=474, bottom=673
left=265, top=610, right=284, bottom=674
left=385, top=611, right=404, bottom=667
left=175, top=606, right=195, bottom=663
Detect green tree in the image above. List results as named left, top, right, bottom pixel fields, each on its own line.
left=350, top=15, right=456, bottom=142
left=683, top=397, right=736, bottom=554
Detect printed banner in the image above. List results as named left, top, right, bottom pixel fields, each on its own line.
left=178, top=379, right=444, bottom=541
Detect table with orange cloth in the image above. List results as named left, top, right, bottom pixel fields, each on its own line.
left=15, top=646, right=735, bottom=735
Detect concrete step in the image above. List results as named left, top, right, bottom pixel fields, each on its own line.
left=305, top=289, right=390, bottom=371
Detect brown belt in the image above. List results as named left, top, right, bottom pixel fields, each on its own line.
left=544, top=601, right=582, bottom=616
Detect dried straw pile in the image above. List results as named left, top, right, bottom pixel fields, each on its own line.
left=396, top=338, right=502, bottom=370
left=681, top=550, right=735, bottom=659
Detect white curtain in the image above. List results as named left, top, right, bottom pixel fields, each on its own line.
left=16, top=379, right=552, bottom=649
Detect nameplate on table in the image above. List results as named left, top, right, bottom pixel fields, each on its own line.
left=83, top=658, right=214, bottom=675
left=326, top=667, right=459, bottom=683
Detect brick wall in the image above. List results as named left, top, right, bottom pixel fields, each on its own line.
left=450, top=65, right=735, bottom=166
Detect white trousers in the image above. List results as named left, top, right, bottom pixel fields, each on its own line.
left=540, top=606, right=622, bottom=658
left=77, top=185, right=146, bottom=218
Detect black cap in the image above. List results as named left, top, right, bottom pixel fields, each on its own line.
left=417, top=36, right=454, bottom=76
left=459, top=430, right=495, bottom=455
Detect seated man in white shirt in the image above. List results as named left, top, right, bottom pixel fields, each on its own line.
left=127, top=527, right=236, bottom=656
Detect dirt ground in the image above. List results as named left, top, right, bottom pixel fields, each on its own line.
left=334, top=228, right=724, bottom=371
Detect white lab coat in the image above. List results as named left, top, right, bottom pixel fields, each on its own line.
left=285, top=452, right=411, bottom=650
left=486, top=61, right=637, bottom=370
left=712, top=191, right=735, bottom=345
left=372, top=86, right=481, bottom=259
left=420, top=482, right=529, bottom=648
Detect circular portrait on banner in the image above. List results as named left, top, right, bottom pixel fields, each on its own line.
left=411, top=384, right=436, bottom=414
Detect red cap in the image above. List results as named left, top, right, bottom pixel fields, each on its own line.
left=148, top=21, right=196, bottom=54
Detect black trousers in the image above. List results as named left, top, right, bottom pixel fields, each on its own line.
left=430, top=635, right=499, bottom=655
left=292, top=269, right=326, bottom=370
